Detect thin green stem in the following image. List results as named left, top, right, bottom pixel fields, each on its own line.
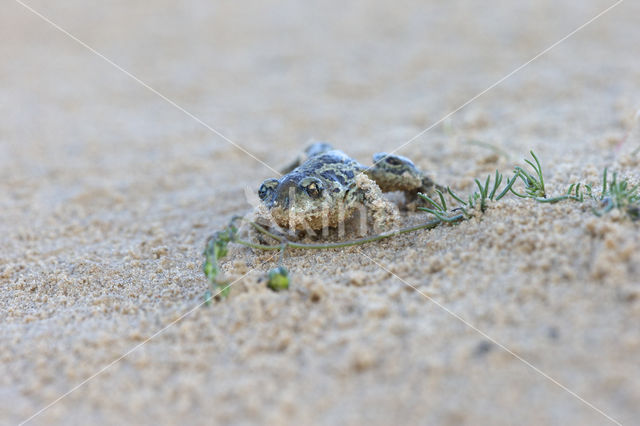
left=245, top=217, right=463, bottom=251
left=530, top=150, right=545, bottom=190
left=279, top=243, right=287, bottom=266
left=418, top=192, right=444, bottom=211
left=235, top=239, right=282, bottom=250
left=249, top=221, right=287, bottom=242
left=510, top=186, right=528, bottom=198
left=436, top=189, right=448, bottom=211
left=447, top=187, right=467, bottom=205
left=418, top=208, right=463, bottom=223
left=532, top=195, right=581, bottom=204
left=488, top=170, right=501, bottom=200
left=474, top=179, right=485, bottom=197
left=495, top=176, right=517, bottom=201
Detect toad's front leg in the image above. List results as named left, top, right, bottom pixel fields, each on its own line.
left=354, top=174, right=400, bottom=233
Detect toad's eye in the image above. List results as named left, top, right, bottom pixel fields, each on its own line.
left=306, top=182, right=322, bottom=198
left=385, top=156, right=402, bottom=166
left=300, top=177, right=324, bottom=199
left=258, top=185, right=269, bottom=200
left=258, top=178, right=279, bottom=201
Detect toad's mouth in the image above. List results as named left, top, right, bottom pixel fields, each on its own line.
left=265, top=196, right=358, bottom=231
left=269, top=202, right=336, bottom=220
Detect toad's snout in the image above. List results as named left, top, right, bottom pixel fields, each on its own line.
left=267, top=179, right=299, bottom=210
left=266, top=197, right=289, bottom=210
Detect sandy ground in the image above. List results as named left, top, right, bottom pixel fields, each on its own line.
left=1, top=0, right=640, bottom=424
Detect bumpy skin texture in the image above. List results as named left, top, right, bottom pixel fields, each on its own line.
left=258, top=143, right=438, bottom=231
left=367, top=152, right=436, bottom=194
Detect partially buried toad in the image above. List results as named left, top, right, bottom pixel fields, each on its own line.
left=257, top=142, right=440, bottom=232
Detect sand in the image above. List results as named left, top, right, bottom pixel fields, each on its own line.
left=1, top=0, right=639, bottom=424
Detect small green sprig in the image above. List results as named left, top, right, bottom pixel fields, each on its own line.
left=419, top=169, right=517, bottom=219
left=417, top=189, right=459, bottom=221
left=593, top=169, right=639, bottom=219
left=507, top=151, right=586, bottom=204
left=564, top=168, right=639, bottom=219
left=512, top=150, right=546, bottom=198
left=267, top=267, right=290, bottom=291
left=469, top=170, right=517, bottom=212
left=202, top=226, right=237, bottom=301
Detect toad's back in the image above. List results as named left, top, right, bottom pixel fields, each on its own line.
left=290, top=150, right=365, bottom=192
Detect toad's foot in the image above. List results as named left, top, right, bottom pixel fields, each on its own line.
left=251, top=203, right=301, bottom=243
left=355, top=174, right=400, bottom=234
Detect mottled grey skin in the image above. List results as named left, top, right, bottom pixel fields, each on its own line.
left=259, top=143, right=438, bottom=230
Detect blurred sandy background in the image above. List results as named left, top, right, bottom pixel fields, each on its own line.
left=1, top=0, right=639, bottom=424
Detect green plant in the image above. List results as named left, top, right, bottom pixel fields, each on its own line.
left=593, top=169, right=640, bottom=219
left=512, top=151, right=546, bottom=198
left=202, top=227, right=236, bottom=301
left=419, top=171, right=509, bottom=219
left=267, top=267, right=290, bottom=291
left=417, top=171, right=513, bottom=219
